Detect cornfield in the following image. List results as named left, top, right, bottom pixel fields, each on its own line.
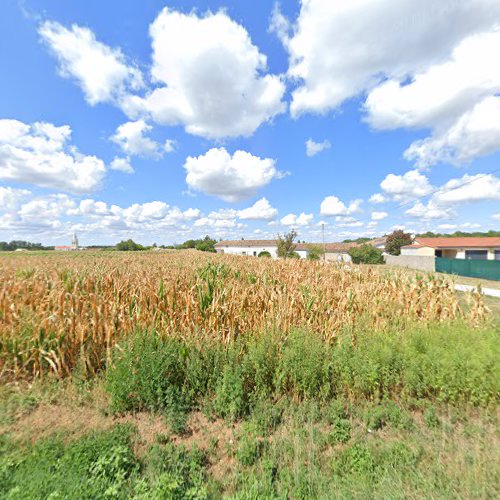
left=0, top=251, right=486, bottom=381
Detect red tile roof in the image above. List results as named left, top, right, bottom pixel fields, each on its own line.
left=411, top=237, right=500, bottom=248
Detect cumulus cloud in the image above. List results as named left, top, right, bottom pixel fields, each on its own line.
left=380, top=170, right=433, bottom=201
left=139, top=8, right=285, bottom=139
left=404, top=172, right=500, bottom=220
left=280, top=212, right=313, bottom=226
left=238, top=198, right=278, bottom=220
left=371, top=211, right=388, bottom=221
left=111, top=120, right=172, bottom=158
left=0, top=119, right=106, bottom=192
left=39, top=21, right=143, bottom=106
left=405, top=201, right=456, bottom=220
left=278, top=1, right=500, bottom=165
left=432, top=173, right=500, bottom=205
left=0, top=186, right=31, bottom=210
left=369, top=193, right=387, bottom=204
left=184, top=148, right=283, bottom=202
left=110, top=157, right=134, bottom=173
left=320, top=196, right=362, bottom=217
left=305, top=138, right=331, bottom=157
left=403, top=96, right=500, bottom=167
left=281, top=0, right=500, bottom=116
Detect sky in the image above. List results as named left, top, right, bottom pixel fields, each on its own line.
left=1, top=0, right=499, bottom=246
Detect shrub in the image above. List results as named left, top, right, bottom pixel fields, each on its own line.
left=115, top=239, right=145, bottom=251
left=258, top=251, right=272, bottom=258
left=106, top=332, right=194, bottom=431
left=348, top=244, right=384, bottom=264
left=385, top=230, right=413, bottom=256
left=307, top=245, right=324, bottom=261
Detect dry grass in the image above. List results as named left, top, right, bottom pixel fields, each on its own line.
left=0, top=251, right=487, bottom=381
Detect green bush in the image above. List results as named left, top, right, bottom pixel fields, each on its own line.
left=115, top=239, right=145, bottom=251
left=106, top=332, right=194, bottom=431
left=348, top=244, right=384, bottom=264
left=258, top=250, right=272, bottom=258
left=306, top=244, right=324, bottom=261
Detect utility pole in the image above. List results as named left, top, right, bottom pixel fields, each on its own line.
left=322, top=223, right=326, bottom=262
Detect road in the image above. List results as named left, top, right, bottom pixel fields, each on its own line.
left=455, top=284, right=500, bottom=298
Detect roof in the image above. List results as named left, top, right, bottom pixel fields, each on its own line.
left=405, top=237, right=500, bottom=249
left=295, top=242, right=358, bottom=252
left=368, top=237, right=387, bottom=247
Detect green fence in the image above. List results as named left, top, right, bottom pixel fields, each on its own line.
left=436, top=257, right=500, bottom=281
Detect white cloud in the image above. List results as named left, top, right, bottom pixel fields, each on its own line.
left=238, top=197, right=278, bottom=220
left=110, top=157, right=134, bottom=173
left=305, top=138, right=331, bottom=157
left=281, top=0, right=500, bottom=117
left=0, top=186, right=31, bottom=210
left=39, top=21, right=143, bottom=106
left=141, top=8, right=285, bottom=139
left=0, top=119, right=106, bottom=192
left=405, top=201, right=456, bottom=220
left=404, top=172, right=500, bottom=220
left=432, top=173, right=500, bottom=205
left=369, top=193, right=387, bottom=204
left=380, top=169, right=433, bottom=201
left=280, top=212, right=313, bottom=226
left=320, top=196, right=362, bottom=216
left=278, top=1, right=500, bottom=165
left=111, top=120, right=172, bottom=158
left=371, top=211, right=388, bottom=221
left=183, top=148, right=283, bottom=202
left=404, top=96, right=500, bottom=167
left=493, top=214, right=500, bottom=220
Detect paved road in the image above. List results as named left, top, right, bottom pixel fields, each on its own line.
left=455, top=284, right=500, bottom=298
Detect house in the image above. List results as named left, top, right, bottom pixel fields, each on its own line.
left=401, top=237, right=500, bottom=260
left=214, top=239, right=357, bottom=261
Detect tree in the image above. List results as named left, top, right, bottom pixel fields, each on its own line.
left=116, top=239, right=145, bottom=251
left=195, top=235, right=217, bottom=253
left=385, top=230, right=413, bottom=256
left=348, top=244, right=384, bottom=264
left=306, top=244, right=324, bottom=261
left=276, top=230, right=298, bottom=259
left=258, top=251, right=271, bottom=258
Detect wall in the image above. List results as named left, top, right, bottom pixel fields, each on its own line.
left=216, top=245, right=279, bottom=258
left=401, top=246, right=435, bottom=257
left=325, top=252, right=352, bottom=263
left=384, top=254, right=435, bottom=272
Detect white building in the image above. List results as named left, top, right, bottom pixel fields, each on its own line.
left=214, top=239, right=360, bottom=261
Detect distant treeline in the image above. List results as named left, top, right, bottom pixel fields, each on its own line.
left=115, top=236, right=217, bottom=252
left=416, top=230, right=500, bottom=238
left=0, top=241, right=54, bottom=251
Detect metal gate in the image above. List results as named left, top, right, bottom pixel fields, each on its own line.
left=435, top=257, right=500, bottom=281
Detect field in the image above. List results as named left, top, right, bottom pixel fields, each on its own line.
left=0, top=251, right=498, bottom=498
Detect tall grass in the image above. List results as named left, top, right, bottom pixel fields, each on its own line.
left=0, top=252, right=486, bottom=381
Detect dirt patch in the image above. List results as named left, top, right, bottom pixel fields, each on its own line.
left=1, top=404, right=112, bottom=444
left=1, top=402, right=240, bottom=467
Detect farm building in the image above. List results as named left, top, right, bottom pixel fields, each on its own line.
left=214, top=239, right=362, bottom=261
left=401, top=237, right=500, bottom=260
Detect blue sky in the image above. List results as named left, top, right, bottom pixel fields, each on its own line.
left=1, top=0, right=499, bottom=245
